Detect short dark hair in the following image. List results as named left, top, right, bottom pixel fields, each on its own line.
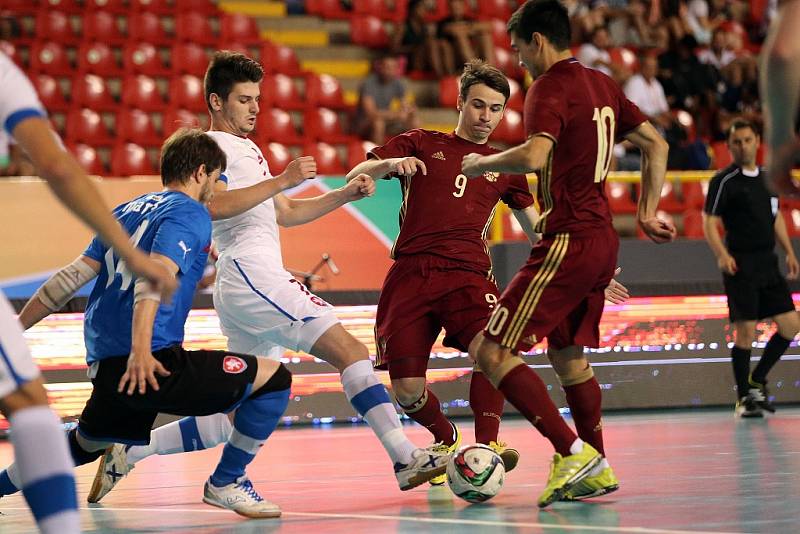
left=203, top=51, right=264, bottom=111
left=507, top=0, right=571, bottom=51
left=727, top=118, right=759, bottom=140
left=459, top=59, right=510, bottom=103
left=160, top=128, right=227, bottom=186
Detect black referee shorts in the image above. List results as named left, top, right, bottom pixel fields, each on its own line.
left=78, top=345, right=258, bottom=445
left=723, top=252, right=795, bottom=322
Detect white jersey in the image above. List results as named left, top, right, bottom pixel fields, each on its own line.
left=0, top=52, right=46, bottom=139
left=207, top=131, right=286, bottom=272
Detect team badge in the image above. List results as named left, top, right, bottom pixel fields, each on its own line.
left=223, top=355, right=247, bottom=374
left=483, top=171, right=499, bottom=182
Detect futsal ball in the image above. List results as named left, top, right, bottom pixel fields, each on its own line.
left=446, top=444, right=505, bottom=503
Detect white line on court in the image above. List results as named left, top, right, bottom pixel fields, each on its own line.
left=0, top=506, right=746, bottom=534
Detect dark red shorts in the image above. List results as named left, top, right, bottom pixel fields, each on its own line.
left=374, top=255, right=499, bottom=378
left=484, top=228, right=618, bottom=352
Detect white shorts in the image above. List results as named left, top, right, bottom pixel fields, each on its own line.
left=0, top=293, right=41, bottom=398
left=213, top=254, right=339, bottom=357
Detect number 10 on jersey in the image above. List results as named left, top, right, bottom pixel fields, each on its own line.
left=593, top=106, right=615, bottom=184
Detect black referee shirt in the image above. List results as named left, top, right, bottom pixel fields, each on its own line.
left=704, top=164, right=779, bottom=254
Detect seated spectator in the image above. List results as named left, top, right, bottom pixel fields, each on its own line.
left=354, top=56, right=419, bottom=145
left=436, top=0, right=494, bottom=68
left=659, top=34, right=719, bottom=109
left=697, top=27, right=735, bottom=70
left=390, top=0, right=453, bottom=77
left=577, top=26, right=630, bottom=83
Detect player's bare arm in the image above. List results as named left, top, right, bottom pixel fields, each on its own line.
left=623, top=121, right=676, bottom=243
left=12, top=117, right=177, bottom=300
left=120, top=252, right=176, bottom=396
left=273, top=174, right=375, bottom=227
left=207, top=156, right=317, bottom=220
left=511, top=206, right=541, bottom=245
left=702, top=213, right=737, bottom=275
left=462, top=135, right=554, bottom=177
left=774, top=210, right=799, bottom=280
left=346, top=157, right=427, bottom=181
left=18, top=256, right=101, bottom=329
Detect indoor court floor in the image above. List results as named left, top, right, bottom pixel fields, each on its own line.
left=1, top=408, right=799, bottom=533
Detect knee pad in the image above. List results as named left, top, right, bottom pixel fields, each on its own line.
left=250, top=363, right=292, bottom=399
left=557, top=365, right=595, bottom=387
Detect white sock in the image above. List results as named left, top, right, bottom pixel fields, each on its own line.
left=127, top=414, right=232, bottom=465
left=341, top=360, right=417, bottom=465
left=589, top=457, right=610, bottom=476
left=9, top=406, right=79, bottom=534
left=569, top=438, right=586, bottom=455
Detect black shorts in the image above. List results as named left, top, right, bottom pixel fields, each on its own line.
left=78, top=345, right=258, bottom=445
left=724, top=252, right=795, bottom=322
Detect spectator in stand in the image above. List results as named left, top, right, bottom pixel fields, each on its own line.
left=436, top=0, right=495, bottom=68
left=659, top=34, right=719, bottom=109
left=390, top=0, right=454, bottom=78
left=698, top=27, right=736, bottom=69
left=354, top=56, right=419, bottom=145
left=577, top=26, right=630, bottom=84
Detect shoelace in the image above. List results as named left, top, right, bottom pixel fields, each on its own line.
left=236, top=479, right=264, bottom=502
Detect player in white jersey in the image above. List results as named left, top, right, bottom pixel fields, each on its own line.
left=88, top=52, right=450, bottom=502
left=0, top=50, right=176, bottom=533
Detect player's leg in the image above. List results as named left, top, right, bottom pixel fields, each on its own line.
left=0, top=294, right=79, bottom=534
left=731, top=321, right=761, bottom=417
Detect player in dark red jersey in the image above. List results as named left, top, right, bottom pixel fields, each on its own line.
left=347, top=60, right=629, bottom=487
left=461, top=0, right=675, bottom=508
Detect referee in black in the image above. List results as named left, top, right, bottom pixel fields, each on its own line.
left=703, top=118, right=800, bottom=418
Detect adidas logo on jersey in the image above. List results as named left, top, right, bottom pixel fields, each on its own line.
left=483, top=171, right=499, bottom=182
left=432, top=151, right=446, bottom=161
left=522, top=333, right=538, bottom=345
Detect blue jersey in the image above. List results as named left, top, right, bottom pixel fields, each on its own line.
left=82, top=191, right=211, bottom=363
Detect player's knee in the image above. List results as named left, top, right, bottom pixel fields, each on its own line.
left=777, top=312, right=800, bottom=338
left=251, top=362, right=292, bottom=398
left=391, top=377, right=426, bottom=406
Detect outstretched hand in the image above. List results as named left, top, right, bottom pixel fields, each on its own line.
left=342, top=174, right=376, bottom=201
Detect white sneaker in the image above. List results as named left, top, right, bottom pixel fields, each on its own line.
left=394, top=447, right=450, bottom=491
left=88, top=444, right=133, bottom=503
left=203, top=476, right=281, bottom=518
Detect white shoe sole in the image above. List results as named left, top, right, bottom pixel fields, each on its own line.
left=202, top=495, right=282, bottom=519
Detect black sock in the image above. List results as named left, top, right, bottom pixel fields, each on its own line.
left=752, top=333, right=793, bottom=385
left=67, top=428, right=105, bottom=466
left=731, top=346, right=752, bottom=398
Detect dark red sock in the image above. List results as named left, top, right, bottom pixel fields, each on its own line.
left=470, top=371, right=504, bottom=444
left=400, top=389, right=455, bottom=445
left=563, top=376, right=605, bottom=456
left=497, top=364, right=576, bottom=456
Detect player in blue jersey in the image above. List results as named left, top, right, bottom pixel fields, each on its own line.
left=0, top=129, right=292, bottom=519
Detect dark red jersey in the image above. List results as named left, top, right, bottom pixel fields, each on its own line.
left=369, top=129, right=533, bottom=274
left=524, top=58, right=647, bottom=235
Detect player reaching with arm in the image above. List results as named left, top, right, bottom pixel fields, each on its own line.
left=0, top=50, right=175, bottom=533
left=460, top=0, right=674, bottom=508
left=84, top=52, right=449, bottom=502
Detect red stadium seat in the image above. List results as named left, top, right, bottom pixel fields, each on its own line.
left=41, top=0, right=82, bottom=13
left=305, top=73, right=347, bottom=110
left=30, top=42, right=73, bottom=76
left=171, top=43, right=209, bottom=76
left=263, top=73, right=305, bottom=110
left=0, top=41, right=23, bottom=68
left=492, top=109, right=524, bottom=144
left=174, top=0, right=218, bottom=14
left=124, top=42, right=170, bottom=76
left=682, top=181, right=707, bottom=210
left=506, top=78, right=523, bottom=112
left=175, top=13, right=216, bottom=45
left=71, top=74, right=117, bottom=112
left=264, top=142, right=292, bottom=174
left=347, top=139, right=377, bottom=170
left=493, top=47, right=524, bottom=81
left=609, top=47, right=639, bottom=73
left=32, top=74, right=69, bottom=112
left=85, top=0, right=129, bottom=14
left=117, top=109, right=161, bottom=147
left=350, top=16, right=390, bottom=49
left=308, top=0, right=351, bottom=19
left=162, top=108, right=202, bottom=136
left=220, top=13, right=261, bottom=45
left=489, top=18, right=511, bottom=50
left=131, top=0, right=174, bottom=14
left=77, top=42, right=122, bottom=76
left=121, top=75, right=165, bottom=112
left=303, top=142, right=346, bottom=175
left=682, top=208, right=704, bottom=239
left=65, top=108, right=113, bottom=146
left=711, top=141, right=732, bottom=169
left=256, top=108, right=303, bottom=144
left=169, top=74, right=206, bottom=112
left=476, top=0, right=512, bottom=21
left=783, top=208, right=800, bottom=238
left=438, top=76, right=459, bottom=108
left=82, top=11, right=124, bottom=45
left=606, top=181, right=636, bottom=214
left=260, top=41, right=304, bottom=75
left=2, top=0, right=39, bottom=16
left=35, top=10, right=79, bottom=43
left=353, top=0, right=407, bottom=22
left=128, top=13, right=172, bottom=46
left=657, top=180, right=684, bottom=213
left=68, top=143, right=106, bottom=175
left=111, top=143, right=156, bottom=176
left=304, top=108, right=352, bottom=143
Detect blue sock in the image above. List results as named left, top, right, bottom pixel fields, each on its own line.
left=209, top=388, right=289, bottom=487
left=0, top=469, right=19, bottom=496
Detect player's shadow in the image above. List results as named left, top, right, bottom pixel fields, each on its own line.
left=537, top=501, right=620, bottom=533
